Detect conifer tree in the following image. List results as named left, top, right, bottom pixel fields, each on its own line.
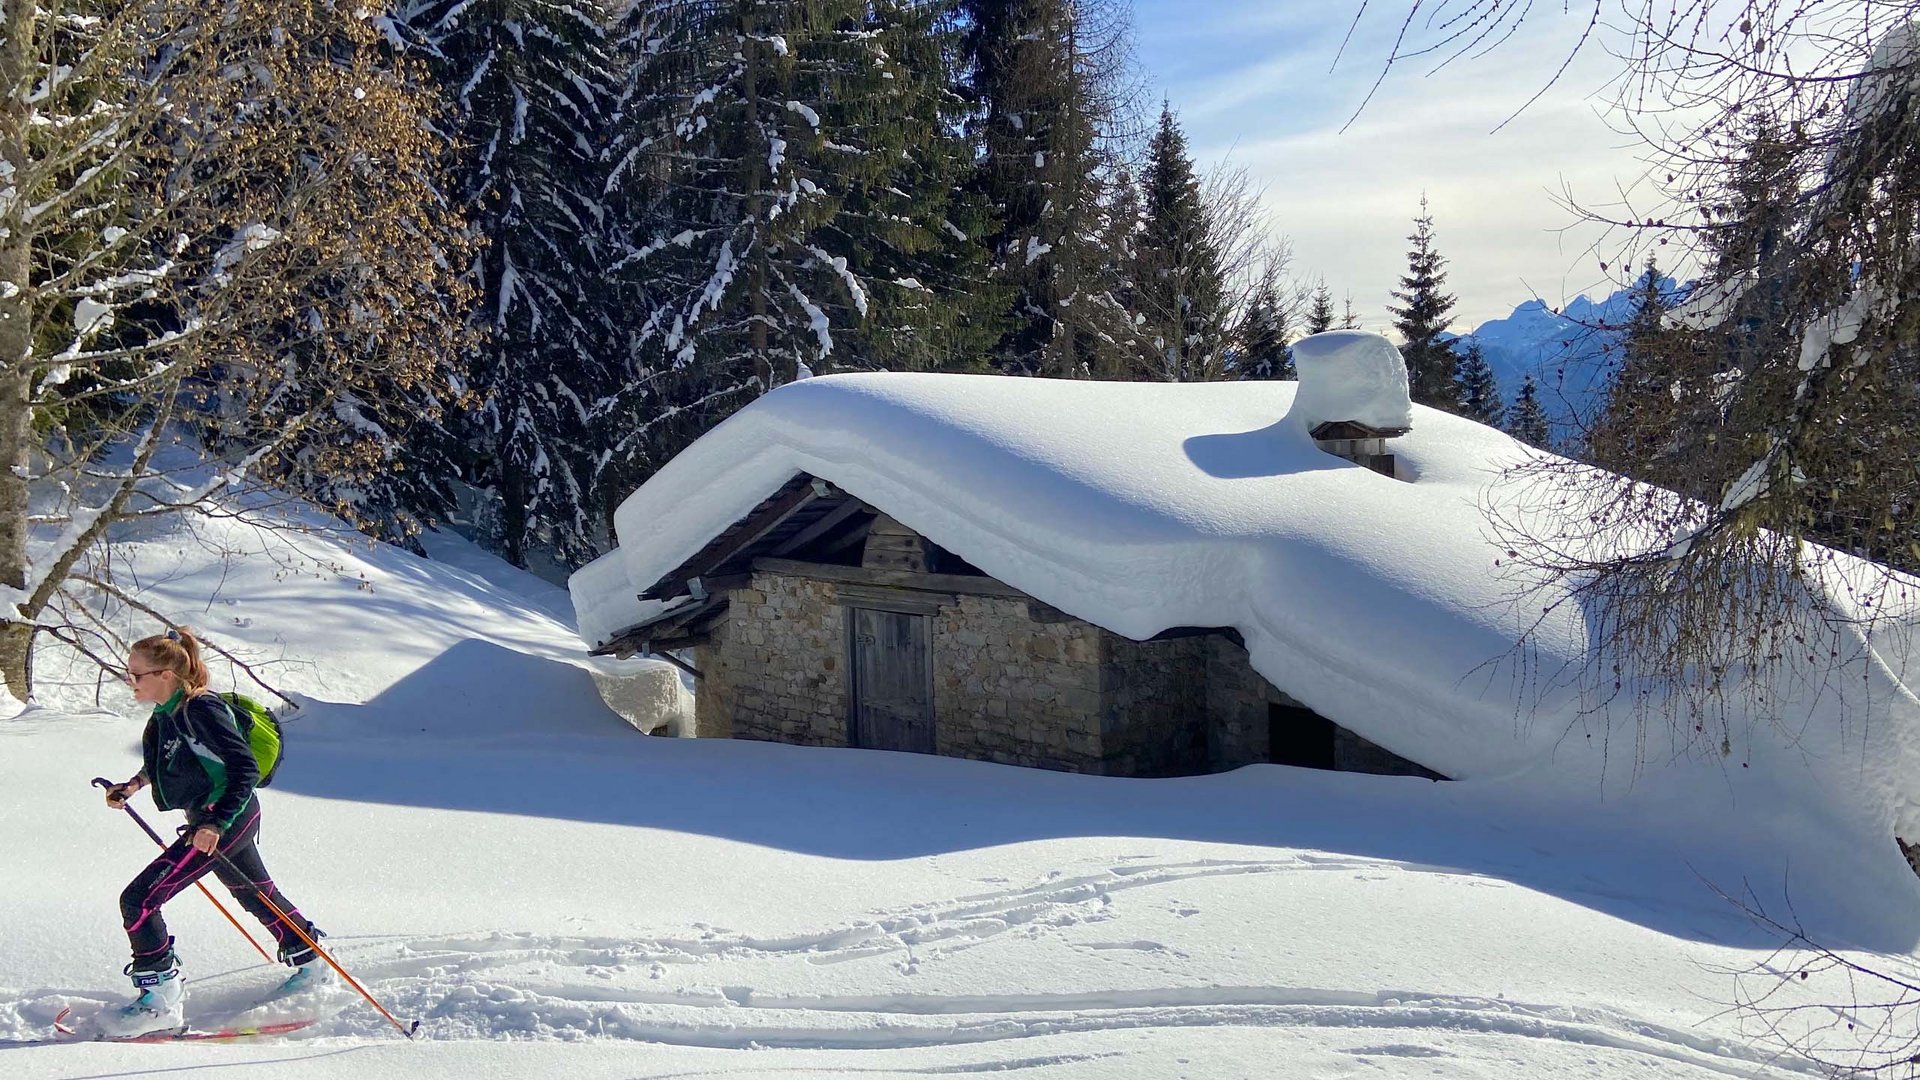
left=1135, top=103, right=1226, bottom=381
left=399, top=0, right=621, bottom=567
left=1305, top=282, right=1336, bottom=335
left=1236, top=281, right=1293, bottom=379
left=962, top=0, right=1144, bottom=378
left=1588, top=259, right=1683, bottom=471
left=1341, top=294, right=1362, bottom=329
left=603, top=0, right=991, bottom=494
left=1508, top=374, right=1552, bottom=448
left=1388, top=197, right=1460, bottom=411
left=1454, top=342, right=1505, bottom=427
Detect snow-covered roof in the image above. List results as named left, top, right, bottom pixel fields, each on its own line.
left=573, top=369, right=1920, bottom=862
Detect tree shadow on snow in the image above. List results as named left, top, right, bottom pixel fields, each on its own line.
left=268, top=639, right=1920, bottom=953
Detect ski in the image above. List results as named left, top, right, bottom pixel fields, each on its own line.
left=52, top=1006, right=317, bottom=1042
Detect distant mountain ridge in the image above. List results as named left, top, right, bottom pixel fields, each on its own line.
left=1442, top=276, right=1685, bottom=441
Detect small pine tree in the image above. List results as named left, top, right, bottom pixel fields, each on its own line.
left=1454, top=342, right=1504, bottom=427
left=1340, top=294, right=1362, bottom=329
left=1388, top=196, right=1460, bottom=411
left=1305, top=282, right=1335, bottom=335
left=1589, top=259, right=1682, bottom=470
left=1236, top=281, right=1293, bottom=379
left=1508, top=374, right=1552, bottom=448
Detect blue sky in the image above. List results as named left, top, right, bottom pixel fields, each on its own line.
left=1128, top=1, right=1658, bottom=330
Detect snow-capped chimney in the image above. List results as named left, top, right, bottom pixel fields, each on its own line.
left=1286, top=330, right=1413, bottom=479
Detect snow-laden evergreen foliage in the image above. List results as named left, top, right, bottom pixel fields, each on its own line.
left=600, top=0, right=993, bottom=497
left=398, top=0, right=622, bottom=567
left=1235, top=281, right=1293, bottom=380
left=1135, top=104, right=1227, bottom=381
left=962, top=0, right=1144, bottom=379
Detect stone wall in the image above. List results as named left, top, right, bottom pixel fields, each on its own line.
left=932, top=594, right=1104, bottom=771
left=692, top=620, right=733, bottom=739
left=1334, top=728, right=1446, bottom=779
left=1099, top=632, right=1210, bottom=776
left=1204, top=636, right=1273, bottom=770
left=711, top=572, right=847, bottom=746
left=690, top=562, right=1443, bottom=782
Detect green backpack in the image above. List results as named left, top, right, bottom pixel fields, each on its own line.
left=220, top=692, right=285, bottom=787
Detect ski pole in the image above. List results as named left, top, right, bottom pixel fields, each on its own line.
left=92, top=777, right=273, bottom=964
left=200, top=839, right=419, bottom=1039
left=91, top=778, right=420, bottom=1039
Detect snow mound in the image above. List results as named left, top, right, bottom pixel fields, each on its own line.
left=1286, top=330, right=1413, bottom=432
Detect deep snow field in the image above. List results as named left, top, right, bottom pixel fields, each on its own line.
left=3, top=493, right=1917, bottom=1078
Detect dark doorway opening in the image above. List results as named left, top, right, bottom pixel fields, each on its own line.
left=1269, top=702, right=1336, bottom=769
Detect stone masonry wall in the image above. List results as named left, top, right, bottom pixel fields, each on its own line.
left=692, top=620, right=733, bottom=739
left=715, top=571, right=848, bottom=746
left=933, top=595, right=1104, bottom=771
left=1204, top=635, right=1273, bottom=770
left=1098, top=632, right=1210, bottom=776
left=692, top=564, right=1443, bottom=781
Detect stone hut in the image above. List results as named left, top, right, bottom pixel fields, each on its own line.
left=588, top=473, right=1441, bottom=780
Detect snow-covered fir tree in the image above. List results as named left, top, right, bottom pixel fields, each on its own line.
left=1134, top=103, right=1226, bottom=381
left=1235, top=281, right=1293, bottom=379
left=1454, top=341, right=1504, bottom=428
left=962, top=0, right=1144, bottom=378
left=1508, top=374, right=1552, bottom=448
left=398, top=0, right=621, bottom=568
left=1389, top=197, right=1460, bottom=411
left=601, top=0, right=991, bottom=493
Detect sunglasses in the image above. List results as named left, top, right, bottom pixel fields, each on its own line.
left=126, top=668, right=166, bottom=683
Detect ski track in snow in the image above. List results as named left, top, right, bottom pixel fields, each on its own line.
left=6, top=856, right=1808, bottom=1076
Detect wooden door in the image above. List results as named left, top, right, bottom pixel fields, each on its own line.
left=848, top=607, right=934, bottom=754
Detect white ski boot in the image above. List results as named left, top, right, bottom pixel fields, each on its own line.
left=97, top=957, right=184, bottom=1038
left=275, top=961, right=334, bottom=996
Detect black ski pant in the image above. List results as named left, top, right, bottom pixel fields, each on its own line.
left=120, top=797, right=318, bottom=968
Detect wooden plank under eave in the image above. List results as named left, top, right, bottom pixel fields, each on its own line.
left=641, top=475, right=819, bottom=600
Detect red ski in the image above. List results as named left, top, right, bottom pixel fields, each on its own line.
left=53, top=1006, right=317, bottom=1042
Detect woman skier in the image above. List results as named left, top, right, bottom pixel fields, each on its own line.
left=98, top=627, right=328, bottom=1037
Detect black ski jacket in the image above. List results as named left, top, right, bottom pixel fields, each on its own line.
left=141, top=690, right=258, bottom=833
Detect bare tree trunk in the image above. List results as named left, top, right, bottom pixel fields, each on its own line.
left=0, top=2, right=39, bottom=698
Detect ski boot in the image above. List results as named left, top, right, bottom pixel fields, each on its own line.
left=274, top=929, right=333, bottom=996
left=97, top=952, right=184, bottom=1038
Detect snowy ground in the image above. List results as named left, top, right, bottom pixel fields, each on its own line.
left=2, top=497, right=1915, bottom=1078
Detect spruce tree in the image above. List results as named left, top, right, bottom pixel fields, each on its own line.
left=1236, top=281, right=1293, bottom=379
left=603, top=0, right=991, bottom=493
left=1508, top=374, right=1552, bottom=448
left=399, top=0, right=621, bottom=567
left=1305, top=282, right=1335, bottom=335
left=1388, top=197, right=1460, bottom=411
left=962, top=0, right=1143, bottom=378
left=1135, top=103, right=1227, bottom=381
left=1454, top=342, right=1504, bottom=427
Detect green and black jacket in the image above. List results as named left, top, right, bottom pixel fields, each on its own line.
left=141, top=689, right=258, bottom=833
